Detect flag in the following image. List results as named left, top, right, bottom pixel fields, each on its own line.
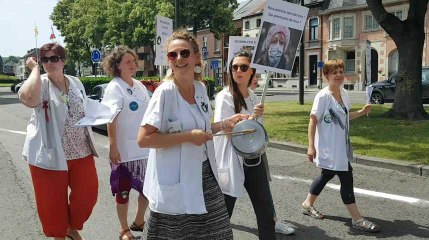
left=34, top=24, right=39, bottom=37
left=50, top=26, right=56, bottom=40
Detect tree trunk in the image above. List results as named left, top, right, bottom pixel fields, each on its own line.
left=367, top=0, right=429, bottom=120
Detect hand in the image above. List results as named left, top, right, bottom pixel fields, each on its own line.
left=109, top=145, right=121, bottom=164
left=252, top=103, right=264, bottom=119
left=190, top=129, right=213, bottom=146
left=26, top=57, right=39, bottom=70
left=360, top=104, right=372, bottom=116
left=307, top=146, right=316, bottom=162
left=223, top=113, right=249, bottom=131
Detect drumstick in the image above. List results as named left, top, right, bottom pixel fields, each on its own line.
left=213, top=128, right=256, bottom=136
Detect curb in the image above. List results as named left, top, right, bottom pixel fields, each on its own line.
left=268, top=140, right=429, bottom=177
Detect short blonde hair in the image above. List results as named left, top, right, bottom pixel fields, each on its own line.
left=164, top=29, right=204, bottom=81
left=322, top=59, right=344, bottom=76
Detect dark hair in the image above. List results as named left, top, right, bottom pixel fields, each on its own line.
left=228, top=50, right=256, bottom=114
left=39, top=43, right=66, bottom=61
left=164, top=29, right=204, bottom=81
left=103, top=45, right=138, bottom=77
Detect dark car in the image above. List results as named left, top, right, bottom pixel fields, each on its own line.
left=370, top=68, right=429, bottom=104
left=11, top=79, right=25, bottom=93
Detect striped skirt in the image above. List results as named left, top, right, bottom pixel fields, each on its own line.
left=143, top=161, right=233, bottom=240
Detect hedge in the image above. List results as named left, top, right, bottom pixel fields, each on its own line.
left=0, top=74, right=18, bottom=83
left=79, top=76, right=161, bottom=94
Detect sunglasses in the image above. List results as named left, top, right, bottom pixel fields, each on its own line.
left=40, top=56, right=61, bottom=64
left=167, top=49, right=191, bottom=60
left=232, top=64, right=250, bottom=72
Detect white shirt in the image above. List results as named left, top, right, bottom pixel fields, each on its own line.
left=213, top=88, right=260, bottom=197
left=311, top=87, right=351, bottom=171
left=141, top=80, right=218, bottom=215
left=102, top=77, right=150, bottom=162
left=21, top=74, right=98, bottom=171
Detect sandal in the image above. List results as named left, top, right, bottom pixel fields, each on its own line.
left=352, top=218, right=380, bottom=233
left=275, top=221, right=295, bottom=235
left=301, top=205, right=324, bottom=219
left=130, top=221, right=145, bottom=232
left=119, top=229, right=137, bottom=240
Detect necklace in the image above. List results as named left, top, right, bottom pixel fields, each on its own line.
left=50, top=75, right=69, bottom=106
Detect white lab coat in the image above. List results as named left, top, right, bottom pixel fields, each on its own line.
left=213, top=88, right=260, bottom=197
left=21, top=74, right=98, bottom=171
left=141, top=80, right=219, bottom=215
left=311, top=87, right=351, bottom=171
left=102, top=78, right=150, bottom=162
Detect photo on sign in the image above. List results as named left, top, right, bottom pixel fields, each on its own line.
left=252, top=21, right=302, bottom=72
left=226, top=36, right=257, bottom=72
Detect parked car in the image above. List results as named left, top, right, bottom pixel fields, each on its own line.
left=88, top=82, right=155, bottom=131
left=13, top=80, right=26, bottom=93
left=370, top=68, right=429, bottom=104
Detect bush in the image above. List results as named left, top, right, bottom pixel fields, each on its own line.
left=79, top=76, right=112, bottom=94
left=215, top=85, right=224, bottom=93
left=0, top=74, right=18, bottom=83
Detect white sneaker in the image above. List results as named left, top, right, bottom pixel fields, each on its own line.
left=275, top=221, right=295, bottom=235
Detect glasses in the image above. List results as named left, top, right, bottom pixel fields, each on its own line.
left=40, top=56, right=61, bottom=64
left=232, top=64, right=250, bottom=72
left=167, top=49, right=191, bottom=60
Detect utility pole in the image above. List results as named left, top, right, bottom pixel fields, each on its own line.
left=299, top=0, right=305, bottom=105
left=175, top=0, right=179, bottom=29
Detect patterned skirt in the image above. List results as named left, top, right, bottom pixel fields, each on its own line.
left=110, top=158, right=148, bottom=197
left=143, top=161, right=233, bottom=240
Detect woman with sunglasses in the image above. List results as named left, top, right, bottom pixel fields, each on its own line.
left=19, top=43, right=98, bottom=240
left=214, top=51, right=295, bottom=239
left=102, top=45, right=151, bottom=240
left=138, top=30, right=247, bottom=240
left=301, top=59, right=380, bottom=233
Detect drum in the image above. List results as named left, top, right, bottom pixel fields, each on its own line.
left=231, top=119, right=268, bottom=160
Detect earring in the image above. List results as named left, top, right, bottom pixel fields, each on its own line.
left=194, top=65, right=202, bottom=74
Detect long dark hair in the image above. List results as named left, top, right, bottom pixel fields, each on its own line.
left=228, top=51, right=256, bottom=114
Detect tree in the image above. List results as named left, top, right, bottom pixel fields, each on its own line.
left=177, top=0, right=238, bottom=38
left=0, top=55, right=3, bottom=73
left=366, top=0, right=429, bottom=120
left=3, top=56, right=20, bottom=63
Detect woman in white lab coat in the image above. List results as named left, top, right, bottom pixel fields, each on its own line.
left=137, top=30, right=248, bottom=240
left=102, top=45, right=151, bottom=240
left=301, top=59, right=380, bottom=233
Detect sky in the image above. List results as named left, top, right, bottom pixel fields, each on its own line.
left=0, top=0, right=64, bottom=58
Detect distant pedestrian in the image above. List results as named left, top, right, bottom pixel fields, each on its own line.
left=214, top=51, right=295, bottom=239
left=302, top=59, right=380, bottom=233
left=102, top=45, right=151, bottom=240
left=19, top=42, right=98, bottom=240
left=137, top=30, right=248, bottom=240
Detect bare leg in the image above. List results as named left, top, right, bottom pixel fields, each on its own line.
left=133, top=195, right=148, bottom=226
left=66, top=228, right=83, bottom=240
left=345, top=203, right=363, bottom=221
left=117, top=203, right=133, bottom=239
left=302, top=193, right=318, bottom=207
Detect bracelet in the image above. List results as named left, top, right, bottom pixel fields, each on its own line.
left=220, top=118, right=228, bottom=131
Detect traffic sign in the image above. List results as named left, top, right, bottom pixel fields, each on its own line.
left=91, top=50, right=101, bottom=63
left=210, top=60, right=218, bottom=69
left=202, top=47, right=208, bottom=60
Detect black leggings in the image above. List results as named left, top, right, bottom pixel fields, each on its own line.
left=310, top=163, right=356, bottom=204
left=224, top=154, right=275, bottom=240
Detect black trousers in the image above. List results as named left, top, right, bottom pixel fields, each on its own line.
left=310, top=163, right=356, bottom=204
left=224, top=154, right=276, bottom=240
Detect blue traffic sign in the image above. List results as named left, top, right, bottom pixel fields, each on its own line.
left=210, top=60, right=218, bottom=69
left=91, top=50, right=101, bottom=63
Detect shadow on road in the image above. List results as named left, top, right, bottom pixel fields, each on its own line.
left=325, top=215, right=429, bottom=239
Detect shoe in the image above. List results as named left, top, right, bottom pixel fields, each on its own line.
left=301, top=205, right=324, bottom=219
left=130, top=221, right=145, bottom=232
left=119, top=229, right=139, bottom=240
left=275, top=221, right=295, bottom=235
left=352, top=218, right=381, bottom=233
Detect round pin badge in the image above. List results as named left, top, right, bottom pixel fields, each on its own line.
left=324, top=113, right=332, bottom=123
left=129, top=101, right=139, bottom=111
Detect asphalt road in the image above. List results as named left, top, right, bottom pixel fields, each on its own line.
left=1, top=87, right=428, bottom=239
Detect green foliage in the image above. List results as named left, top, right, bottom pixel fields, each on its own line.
left=79, top=76, right=112, bottom=93
left=0, top=74, right=18, bottom=83
left=2, top=56, right=20, bottom=64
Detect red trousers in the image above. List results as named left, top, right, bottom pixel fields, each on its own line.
left=29, top=155, right=98, bottom=238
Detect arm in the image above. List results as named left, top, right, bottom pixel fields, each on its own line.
left=137, top=124, right=212, bottom=148
left=349, top=104, right=371, bottom=120
left=107, top=118, right=121, bottom=164
left=19, top=57, right=42, bottom=107
left=307, top=115, right=317, bottom=162
left=211, top=113, right=249, bottom=134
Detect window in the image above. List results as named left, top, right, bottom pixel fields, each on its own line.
left=256, top=19, right=261, bottom=28
left=214, top=39, right=221, bottom=52
left=365, top=15, right=379, bottom=30
left=392, top=10, right=403, bottom=20
left=331, top=18, right=340, bottom=39
left=309, top=18, right=318, bottom=41
left=345, top=51, right=355, bottom=73
left=245, top=21, right=250, bottom=30
left=202, top=36, right=207, bottom=47
left=343, top=17, right=354, bottom=38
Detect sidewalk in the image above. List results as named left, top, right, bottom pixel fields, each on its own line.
left=268, top=140, right=429, bottom=177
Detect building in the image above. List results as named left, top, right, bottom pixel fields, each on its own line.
left=15, top=48, right=39, bottom=80
left=3, top=61, right=16, bottom=75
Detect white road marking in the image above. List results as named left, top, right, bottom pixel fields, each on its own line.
left=272, top=174, right=429, bottom=207
left=0, top=128, right=26, bottom=135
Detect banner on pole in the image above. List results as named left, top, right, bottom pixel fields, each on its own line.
left=155, top=16, right=173, bottom=66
